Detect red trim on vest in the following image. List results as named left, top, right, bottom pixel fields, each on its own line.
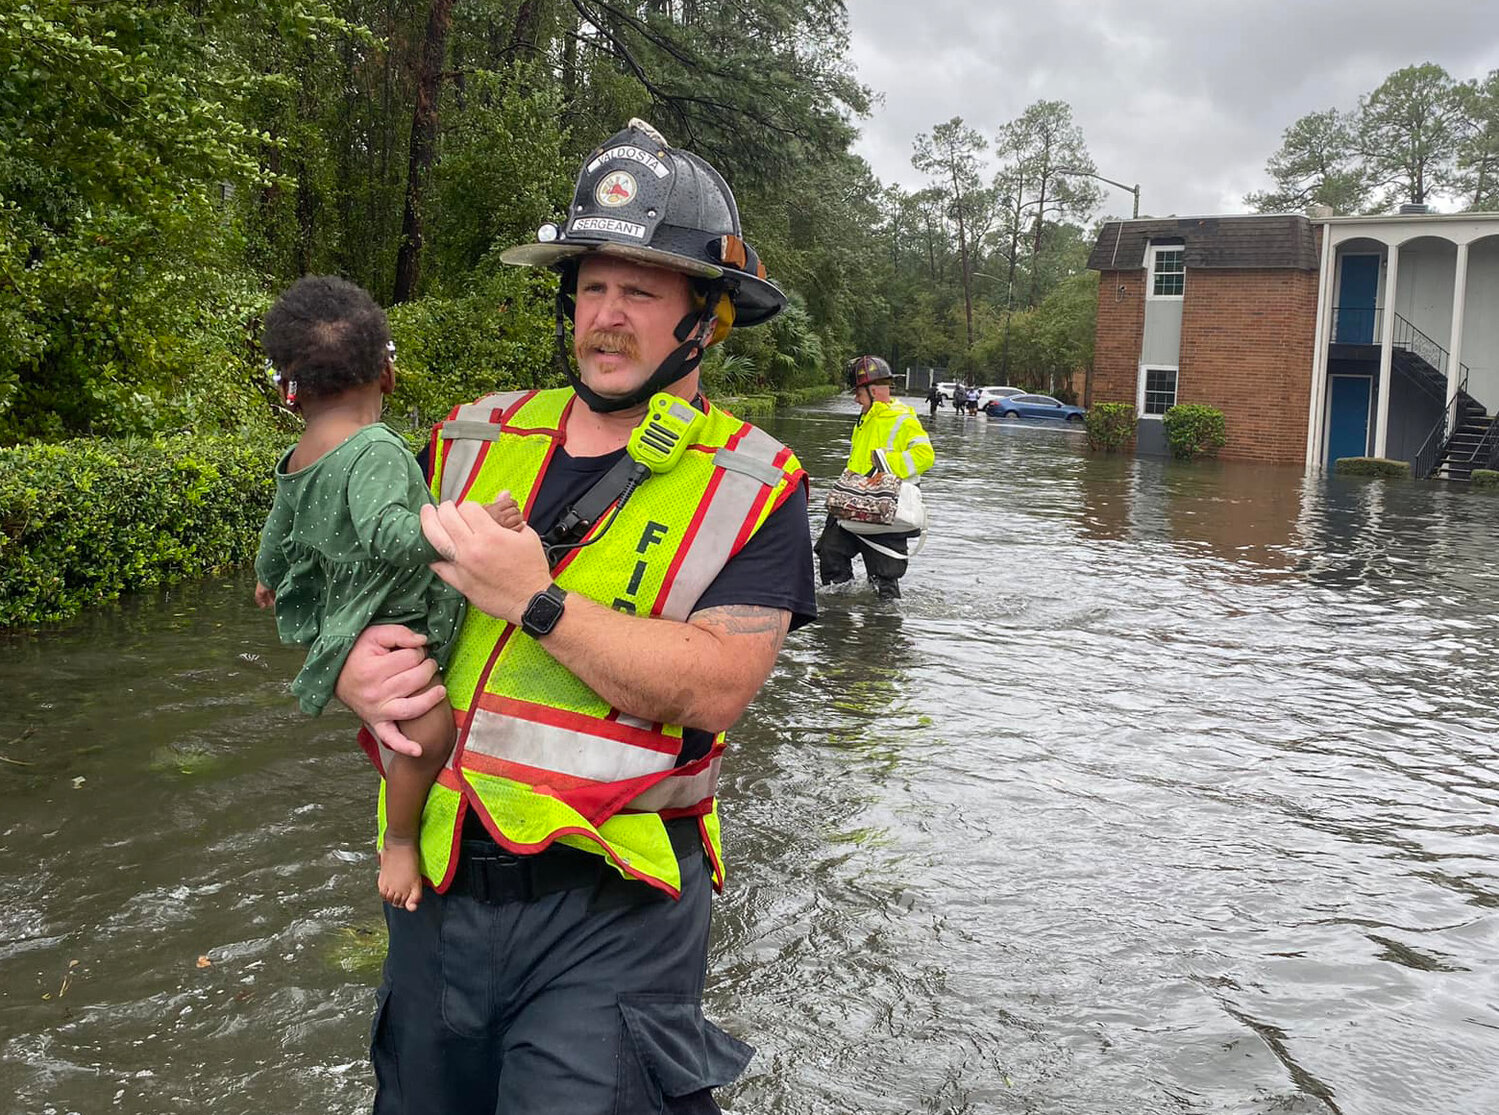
left=651, top=423, right=748, bottom=616
left=450, top=813, right=684, bottom=900
left=357, top=725, right=383, bottom=777
left=470, top=692, right=683, bottom=755
left=430, top=794, right=469, bottom=893
left=500, top=390, right=538, bottom=422
left=727, top=443, right=789, bottom=558
left=458, top=749, right=676, bottom=827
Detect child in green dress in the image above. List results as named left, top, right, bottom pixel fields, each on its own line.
left=253, top=275, right=519, bottom=913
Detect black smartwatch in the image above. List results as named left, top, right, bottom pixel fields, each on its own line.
left=520, top=584, right=567, bottom=638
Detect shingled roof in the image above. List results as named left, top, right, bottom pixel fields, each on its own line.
left=1087, top=215, right=1318, bottom=272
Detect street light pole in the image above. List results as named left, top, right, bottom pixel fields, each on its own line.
left=1055, top=166, right=1140, bottom=219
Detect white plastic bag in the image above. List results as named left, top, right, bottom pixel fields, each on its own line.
left=836, top=449, right=927, bottom=559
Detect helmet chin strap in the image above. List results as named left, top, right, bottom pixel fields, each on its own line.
left=554, top=281, right=723, bottom=415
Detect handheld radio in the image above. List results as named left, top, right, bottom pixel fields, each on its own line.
left=540, top=393, right=706, bottom=566
left=626, top=393, right=706, bottom=476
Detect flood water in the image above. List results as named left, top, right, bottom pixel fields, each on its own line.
left=4, top=397, right=1499, bottom=1115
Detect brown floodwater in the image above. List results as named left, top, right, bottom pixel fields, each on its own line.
left=3, top=398, right=1498, bottom=1114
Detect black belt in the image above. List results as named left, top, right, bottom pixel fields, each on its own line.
left=449, top=817, right=703, bottom=905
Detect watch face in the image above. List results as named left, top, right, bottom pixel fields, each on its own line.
left=524, top=587, right=566, bottom=635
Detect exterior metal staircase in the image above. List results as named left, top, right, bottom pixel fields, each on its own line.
left=1389, top=313, right=1488, bottom=481
left=1329, top=308, right=1492, bottom=481
left=1439, top=407, right=1498, bottom=481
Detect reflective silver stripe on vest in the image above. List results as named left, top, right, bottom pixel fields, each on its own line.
left=438, top=392, right=530, bottom=502
left=713, top=446, right=784, bottom=487
left=657, top=422, right=788, bottom=621
left=624, top=755, right=721, bottom=812
left=464, top=706, right=677, bottom=781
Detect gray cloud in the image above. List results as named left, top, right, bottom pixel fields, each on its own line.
left=848, top=0, right=1499, bottom=218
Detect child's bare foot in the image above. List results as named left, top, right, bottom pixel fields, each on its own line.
left=378, top=838, right=424, bottom=912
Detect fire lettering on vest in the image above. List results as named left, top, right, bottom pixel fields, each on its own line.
left=612, top=521, right=670, bottom=614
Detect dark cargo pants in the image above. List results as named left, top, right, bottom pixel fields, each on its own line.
left=370, top=837, right=751, bottom=1114
left=813, top=513, right=911, bottom=599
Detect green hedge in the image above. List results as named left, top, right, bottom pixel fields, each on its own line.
left=0, top=433, right=287, bottom=627
left=1471, top=469, right=1498, bottom=488
left=1162, top=403, right=1227, bottom=460
left=1085, top=402, right=1136, bottom=452
left=1333, top=456, right=1411, bottom=477
left=716, top=395, right=777, bottom=418
left=774, top=383, right=841, bottom=407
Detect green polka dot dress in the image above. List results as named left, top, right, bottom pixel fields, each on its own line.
left=254, top=424, right=465, bottom=715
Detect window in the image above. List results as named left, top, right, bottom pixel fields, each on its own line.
left=1150, top=245, right=1185, bottom=298
left=1141, top=367, right=1178, bottom=416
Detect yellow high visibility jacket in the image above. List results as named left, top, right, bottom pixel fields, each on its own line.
left=848, top=400, right=934, bottom=479
left=362, top=388, right=806, bottom=898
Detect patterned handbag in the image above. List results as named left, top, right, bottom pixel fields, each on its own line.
left=825, top=467, right=902, bottom=525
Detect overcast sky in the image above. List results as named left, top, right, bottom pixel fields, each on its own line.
left=847, top=0, right=1499, bottom=221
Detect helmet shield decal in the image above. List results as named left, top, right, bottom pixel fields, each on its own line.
left=501, top=119, right=789, bottom=339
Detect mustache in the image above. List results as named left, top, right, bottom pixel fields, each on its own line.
left=581, top=328, right=640, bottom=359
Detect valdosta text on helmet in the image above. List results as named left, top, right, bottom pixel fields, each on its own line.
left=501, top=120, right=787, bottom=412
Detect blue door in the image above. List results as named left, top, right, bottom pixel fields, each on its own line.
left=1336, top=255, right=1380, bottom=343
left=1327, top=376, right=1372, bottom=462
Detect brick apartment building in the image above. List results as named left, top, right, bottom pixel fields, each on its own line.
left=1087, top=211, right=1499, bottom=478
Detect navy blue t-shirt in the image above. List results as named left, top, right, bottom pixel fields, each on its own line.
left=433, top=434, right=814, bottom=843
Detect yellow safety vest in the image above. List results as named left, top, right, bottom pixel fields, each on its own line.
left=364, top=387, right=806, bottom=899
left=848, top=400, right=934, bottom=480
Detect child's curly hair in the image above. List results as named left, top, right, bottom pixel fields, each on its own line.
left=263, top=275, right=392, bottom=401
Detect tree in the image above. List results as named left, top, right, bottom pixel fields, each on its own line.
left=1456, top=70, right=1499, bottom=211
left=912, top=118, right=986, bottom=360
left=995, top=101, right=1101, bottom=308
left=1356, top=63, right=1465, bottom=208
left=987, top=100, right=1100, bottom=381
left=393, top=0, right=458, bottom=304
left=1245, top=108, right=1369, bottom=214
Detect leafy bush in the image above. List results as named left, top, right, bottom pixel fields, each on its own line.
left=1085, top=402, right=1136, bottom=452
left=0, top=433, right=286, bottom=626
left=1472, top=469, right=1499, bottom=488
left=386, top=269, right=558, bottom=424
left=1333, top=457, right=1411, bottom=477
left=1163, top=403, right=1228, bottom=460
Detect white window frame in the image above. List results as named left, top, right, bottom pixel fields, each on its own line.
left=1147, top=244, right=1185, bottom=300
left=1137, top=364, right=1179, bottom=419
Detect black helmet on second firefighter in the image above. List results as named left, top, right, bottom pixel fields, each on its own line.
left=845, top=355, right=894, bottom=392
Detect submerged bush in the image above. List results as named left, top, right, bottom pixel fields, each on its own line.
left=1163, top=404, right=1227, bottom=460
left=1085, top=402, right=1136, bottom=452
left=0, top=433, right=285, bottom=627
left=1333, top=457, right=1411, bottom=478
left=1469, top=468, right=1498, bottom=487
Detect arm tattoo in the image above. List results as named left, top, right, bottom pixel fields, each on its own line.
left=691, top=604, right=791, bottom=650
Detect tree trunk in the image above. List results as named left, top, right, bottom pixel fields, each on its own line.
left=510, top=0, right=543, bottom=59
left=1028, top=176, right=1049, bottom=308
left=949, top=164, right=973, bottom=359
left=393, top=0, right=456, bottom=304
left=999, top=208, right=1020, bottom=381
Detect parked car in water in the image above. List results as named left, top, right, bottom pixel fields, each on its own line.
left=935, top=381, right=960, bottom=403
left=974, top=385, right=1023, bottom=411
left=987, top=393, right=1087, bottom=423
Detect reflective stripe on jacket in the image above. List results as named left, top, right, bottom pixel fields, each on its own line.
left=365, top=388, right=806, bottom=899
left=848, top=400, right=934, bottom=479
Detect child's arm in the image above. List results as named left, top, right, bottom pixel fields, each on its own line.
left=254, top=495, right=294, bottom=605
left=348, top=443, right=445, bottom=569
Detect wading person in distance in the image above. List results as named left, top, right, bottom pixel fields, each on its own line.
left=253, top=276, right=521, bottom=913
left=814, top=355, right=934, bottom=599
left=334, top=119, right=816, bottom=1114
left=926, top=381, right=941, bottom=418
